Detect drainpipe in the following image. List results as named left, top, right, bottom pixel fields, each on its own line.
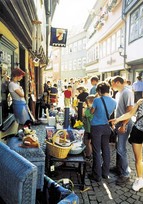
left=122, top=0, right=128, bottom=72
left=44, top=0, right=51, bottom=65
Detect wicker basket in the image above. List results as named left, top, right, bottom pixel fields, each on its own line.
left=46, top=130, right=72, bottom=159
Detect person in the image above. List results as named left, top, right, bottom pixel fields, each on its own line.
left=44, top=80, right=51, bottom=93
left=110, top=76, right=134, bottom=185
left=72, top=80, right=79, bottom=101
left=125, top=80, right=132, bottom=90
left=50, top=83, right=58, bottom=104
left=89, top=76, right=99, bottom=95
left=88, top=81, right=116, bottom=182
left=132, top=76, right=143, bottom=103
left=109, top=98, right=143, bottom=191
left=63, top=78, right=68, bottom=90
left=64, top=85, right=72, bottom=107
left=82, top=77, right=91, bottom=93
left=77, top=86, right=89, bottom=103
left=82, top=95, right=95, bottom=161
left=8, top=68, right=31, bottom=129
left=43, top=80, right=51, bottom=108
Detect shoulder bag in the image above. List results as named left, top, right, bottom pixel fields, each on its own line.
left=101, top=97, right=117, bottom=143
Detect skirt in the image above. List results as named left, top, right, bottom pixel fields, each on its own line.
left=12, top=100, right=31, bottom=125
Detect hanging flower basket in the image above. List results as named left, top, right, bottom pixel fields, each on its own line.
left=97, top=22, right=104, bottom=30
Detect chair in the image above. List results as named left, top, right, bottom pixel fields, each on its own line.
left=0, top=142, right=37, bottom=204
left=44, top=175, right=79, bottom=204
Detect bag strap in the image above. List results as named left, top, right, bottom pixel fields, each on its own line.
left=101, top=97, right=109, bottom=120
left=134, top=115, right=143, bottom=124
left=101, top=97, right=143, bottom=125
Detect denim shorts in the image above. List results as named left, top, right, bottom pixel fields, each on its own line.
left=128, top=125, right=143, bottom=144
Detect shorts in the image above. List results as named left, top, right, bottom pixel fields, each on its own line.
left=84, top=132, right=91, bottom=140
left=128, top=125, right=143, bottom=144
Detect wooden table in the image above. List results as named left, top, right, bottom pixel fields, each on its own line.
left=47, top=153, right=86, bottom=190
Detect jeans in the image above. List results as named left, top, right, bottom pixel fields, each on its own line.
left=116, top=120, right=133, bottom=176
left=91, top=124, right=111, bottom=179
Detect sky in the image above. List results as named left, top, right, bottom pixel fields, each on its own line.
left=52, top=0, right=96, bottom=30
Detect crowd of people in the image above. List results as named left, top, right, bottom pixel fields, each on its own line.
left=42, top=75, right=143, bottom=192
left=8, top=69, right=143, bottom=192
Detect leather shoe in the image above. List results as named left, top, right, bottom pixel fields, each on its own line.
left=88, top=174, right=101, bottom=182
left=116, top=175, right=130, bottom=185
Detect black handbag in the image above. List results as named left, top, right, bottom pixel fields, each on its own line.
left=101, top=97, right=117, bottom=143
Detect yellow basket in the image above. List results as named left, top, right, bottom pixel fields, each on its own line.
left=46, top=130, right=72, bottom=159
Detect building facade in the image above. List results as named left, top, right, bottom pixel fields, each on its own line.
left=84, top=0, right=143, bottom=81
left=124, top=0, right=143, bottom=81
left=0, top=0, right=58, bottom=140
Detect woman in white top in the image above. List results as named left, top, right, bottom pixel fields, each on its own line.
left=9, top=68, right=31, bottom=128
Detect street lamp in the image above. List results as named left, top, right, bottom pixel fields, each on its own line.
left=118, top=45, right=127, bottom=58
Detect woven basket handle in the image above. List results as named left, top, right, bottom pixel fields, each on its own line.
left=52, top=130, right=67, bottom=145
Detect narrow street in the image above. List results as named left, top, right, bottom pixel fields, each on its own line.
left=33, top=123, right=143, bottom=204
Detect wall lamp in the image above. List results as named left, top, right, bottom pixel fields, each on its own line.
left=118, top=45, right=127, bottom=58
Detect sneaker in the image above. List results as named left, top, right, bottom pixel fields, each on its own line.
left=116, top=175, right=130, bottom=185
left=132, top=178, right=143, bottom=191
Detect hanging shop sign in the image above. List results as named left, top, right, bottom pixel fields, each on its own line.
left=50, top=27, right=68, bottom=47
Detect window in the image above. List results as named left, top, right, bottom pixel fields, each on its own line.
left=124, top=0, right=138, bottom=14
left=103, top=41, right=106, bottom=57
left=82, top=38, right=86, bottom=49
left=100, top=43, right=103, bottom=58
left=95, top=46, right=98, bottom=59
left=129, top=4, right=143, bottom=42
left=69, top=60, right=72, bottom=70
left=78, top=40, right=82, bottom=51
left=126, top=0, right=134, bottom=6
left=116, top=30, right=121, bottom=50
left=68, top=44, right=73, bottom=53
left=82, top=57, right=86, bottom=68
left=111, top=34, right=116, bottom=53
left=107, top=38, right=111, bottom=55
left=77, top=58, right=82, bottom=69
left=73, top=60, right=76, bottom=70
left=73, top=42, right=77, bottom=52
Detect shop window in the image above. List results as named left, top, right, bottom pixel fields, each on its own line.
left=0, top=35, right=17, bottom=128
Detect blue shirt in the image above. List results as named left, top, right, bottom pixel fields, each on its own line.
left=91, top=96, right=116, bottom=126
left=90, top=85, right=97, bottom=94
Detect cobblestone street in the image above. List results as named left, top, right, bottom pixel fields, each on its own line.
left=33, top=124, right=143, bottom=204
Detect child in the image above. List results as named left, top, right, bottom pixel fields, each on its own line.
left=64, top=85, right=72, bottom=107
left=82, top=94, right=96, bottom=161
